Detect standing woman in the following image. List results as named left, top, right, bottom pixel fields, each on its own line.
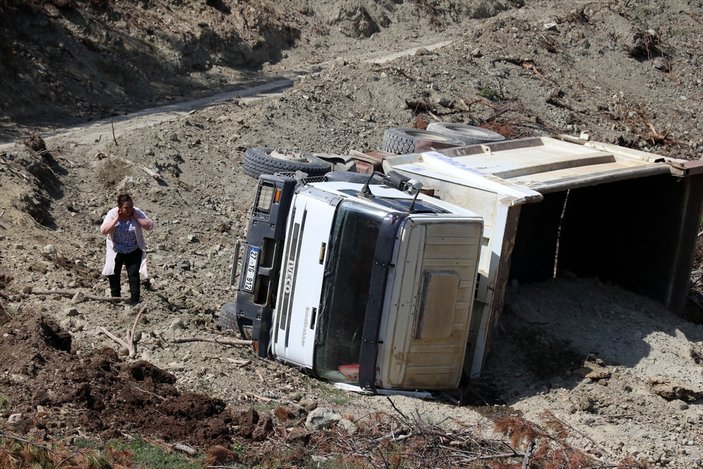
left=100, top=193, right=154, bottom=305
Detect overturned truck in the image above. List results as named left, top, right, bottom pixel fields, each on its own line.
left=221, top=132, right=703, bottom=392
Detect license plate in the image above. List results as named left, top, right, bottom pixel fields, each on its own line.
left=242, top=246, right=260, bottom=292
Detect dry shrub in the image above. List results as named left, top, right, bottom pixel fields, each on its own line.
left=482, top=120, right=517, bottom=139
left=627, top=29, right=662, bottom=61
left=412, top=114, right=430, bottom=129
left=0, top=436, right=133, bottom=469
left=412, top=0, right=444, bottom=27
left=494, top=412, right=592, bottom=468
left=22, top=133, right=46, bottom=153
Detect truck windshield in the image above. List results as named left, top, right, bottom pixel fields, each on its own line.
left=314, top=201, right=387, bottom=384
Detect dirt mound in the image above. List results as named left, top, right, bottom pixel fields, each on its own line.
left=0, top=313, right=240, bottom=447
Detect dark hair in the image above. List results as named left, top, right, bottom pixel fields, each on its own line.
left=117, top=193, right=133, bottom=206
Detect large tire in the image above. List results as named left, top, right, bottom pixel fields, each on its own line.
left=426, top=122, right=505, bottom=145
left=382, top=128, right=464, bottom=155
left=243, top=147, right=332, bottom=179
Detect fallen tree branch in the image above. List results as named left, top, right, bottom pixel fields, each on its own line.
left=172, top=336, right=252, bottom=346
left=141, top=165, right=165, bottom=183
left=522, top=441, right=535, bottom=469
left=241, top=392, right=273, bottom=402
left=111, top=119, right=118, bottom=146
left=100, top=304, right=147, bottom=357
left=0, top=431, right=52, bottom=450
left=225, top=358, right=251, bottom=366
left=100, top=327, right=131, bottom=352
left=371, top=65, right=415, bottom=81
left=466, top=451, right=523, bottom=463
left=386, top=396, right=409, bottom=423
left=27, top=289, right=128, bottom=302
left=0, top=158, right=30, bottom=181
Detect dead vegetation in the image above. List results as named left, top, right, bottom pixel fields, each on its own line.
left=0, top=432, right=117, bottom=469
left=627, top=29, right=665, bottom=62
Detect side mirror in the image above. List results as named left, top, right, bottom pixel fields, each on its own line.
left=383, top=171, right=423, bottom=195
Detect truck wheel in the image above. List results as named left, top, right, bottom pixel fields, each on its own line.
left=426, top=122, right=505, bottom=145
left=243, top=147, right=332, bottom=179
left=382, top=127, right=464, bottom=155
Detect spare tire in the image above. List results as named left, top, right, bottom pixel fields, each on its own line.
left=382, top=128, right=464, bottom=155
left=426, top=122, right=505, bottom=145
left=243, top=147, right=332, bottom=179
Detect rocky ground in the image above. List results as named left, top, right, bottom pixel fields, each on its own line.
left=1, top=0, right=703, bottom=467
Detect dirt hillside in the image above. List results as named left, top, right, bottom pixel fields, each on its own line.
left=1, top=0, right=703, bottom=467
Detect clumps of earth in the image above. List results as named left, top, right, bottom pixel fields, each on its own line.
left=1, top=0, right=703, bottom=467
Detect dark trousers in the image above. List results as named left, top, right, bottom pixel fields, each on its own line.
left=109, top=248, right=142, bottom=304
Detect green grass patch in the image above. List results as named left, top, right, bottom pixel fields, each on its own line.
left=108, top=437, right=202, bottom=469
left=477, top=85, right=502, bottom=101
left=324, top=386, right=352, bottom=406
left=312, top=379, right=352, bottom=406
left=194, top=378, right=214, bottom=395
left=73, top=437, right=101, bottom=449
left=0, top=392, right=9, bottom=412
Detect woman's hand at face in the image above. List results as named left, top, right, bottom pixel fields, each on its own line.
left=117, top=204, right=134, bottom=221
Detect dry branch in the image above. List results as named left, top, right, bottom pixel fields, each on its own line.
left=225, top=357, right=251, bottom=366
left=27, top=289, right=128, bottom=302
left=372, top=65, right=415, bottom=81
left=386, top=396, right=409, bottom=422
left=241, top=392, right=273, bottom=402
left=172, top=336, right=252, bottom=346
left=540, top=410, right=614, bottom=459
left=100, top=304, right=147, bottom=357
left=0, top=158, right=30, bottom=181
left=0, top=431, right=52, bottom=450
left=111, top=119, right=118, bottom=145
left=100, top=327, right=131, bottom=351
left=141, top=165, right=165, bottom=183
left=522, top=440, right=535, bottom=469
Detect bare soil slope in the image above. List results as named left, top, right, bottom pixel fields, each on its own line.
left=1, top=0, right=703, bottom=467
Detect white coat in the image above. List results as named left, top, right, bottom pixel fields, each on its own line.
left=100, top=207, right=154, bottom=277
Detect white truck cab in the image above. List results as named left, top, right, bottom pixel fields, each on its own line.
left=222, top=172, right=483, bottom=392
